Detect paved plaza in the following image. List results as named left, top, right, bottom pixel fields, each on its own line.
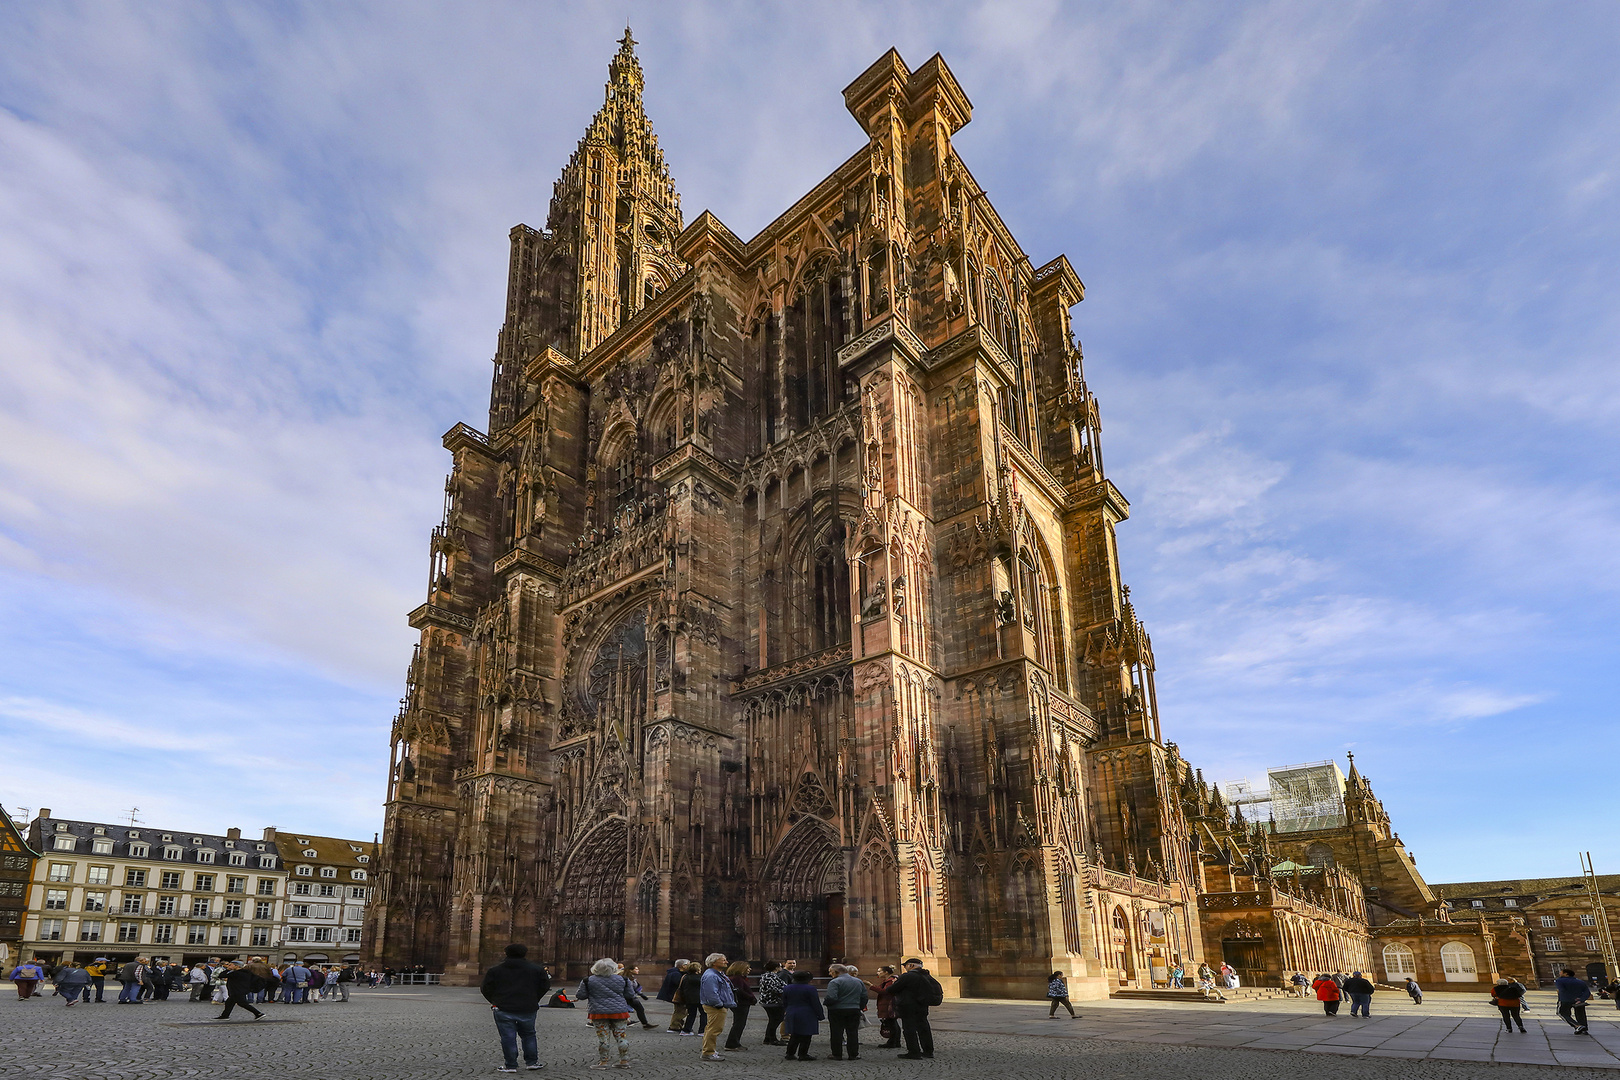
left=4, top=985, right=1619, bottom=1077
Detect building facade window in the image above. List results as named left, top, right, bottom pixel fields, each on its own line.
left=1440, top=941, right=1477, bottom=981
left=125, top=869, right=147, bottom=888
left=187, top=924, right=208, bottom=945
left=53, top=836, right=76, bottom=851
left=289, top=904, right=310, bottom=918
left=349, top=887, right=367, bottom=899
left=1541, top=916, right=1558, bottom=928
left=250, top=927, right=270, bottom=947
left=228, top=853, right=246, bottom=866
left=1470, top=900, right=1484, bottom=908
left=223, top=900, right=243, bottom=919
left=227, top=876, right=246, bottom=894
left=1546, top=936, right=1562, bottom=952
left=255, top=901, right=274, bottom=921
left=39, top=918, right=64, bottom=940
left=259, top=856, right=275, bottom=868
left=128, top=844, right=149, bottom=857
left=160, top=871, right=181, bottom=889
left=313, top=927, right=333, bottom=942
left=163, top=846, right=182, bottom=860
left=153, top=924, right=174, bottom=943
left=83, top=891, right=106, bottom=911
left=122, top=896, right=143, bottom=914
left=197, top=850, right=215, bottom=864
left=44, top=889, right=67, bottom=910
left=351, top=870, right=367, bottom=881
left=91, top=839, right=113, bottom=855
left=219, top=926, right=240, bottom=946
left=190, top=898, right=210, bottom=918
left=318, top=884, right=336, bottom=898
left=1504, top=898, right=1517, bottom=907
left=48, top=863, right=72, bottom=882
left=195, top=874, right=215, bottom=892
left=257, top=878, right=277, bottom=896
left=286, top=926, right=307, bottom=941
left=1586, top=935, right=1600, bottom=951
left=79, top=919, right=102, bottom=941
left=1580, top=913, right=1597, bottom=927
left=87, top=866, right=110, bottom=886
left=296, top=865, right=313, bottom=877
left=117, top=922, right=140, bottom=943
left=344, top=928, right=363, bottom=943
left=294, top=882, right=312, bottom=895
left=157, top=896, right=177, bottom=916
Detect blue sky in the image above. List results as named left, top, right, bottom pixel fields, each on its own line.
left=0, top=2, right=1615, bottom=881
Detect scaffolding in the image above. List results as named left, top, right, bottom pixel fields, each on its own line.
left=1218, top=761, right=1347, bottom=833
left=1267, top=762, right=1347, bottom=833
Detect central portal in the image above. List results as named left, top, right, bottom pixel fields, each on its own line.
left=763, top=819, right=845, bottom=968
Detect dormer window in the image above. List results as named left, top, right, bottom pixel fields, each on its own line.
left=129, top=843, right=149, bottom=858
left=161, top=834, right=173, bottom=842
left=357, top=855, right=370, bottom=864
left=127, top=831, right=139, bottom=839
left=302, top=849, right=318, bottom=858
left=93, top=826, right=106, bottom=836
left=55, top=823, right=68, bottom=832
left=192, top=837, right=203, bottom=845
left=256, top=843, right=266, bottom=851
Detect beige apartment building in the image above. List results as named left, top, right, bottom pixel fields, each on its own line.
left=18, top=810, right=286, bottom=964
left=264, top=828, right=374, bottom=965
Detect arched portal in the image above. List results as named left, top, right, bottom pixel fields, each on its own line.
left=762, top=818, right=844, bottom=968
left=557, top=819, right=628, bottom=977
left=1110, top=906, right=1134, bottom=985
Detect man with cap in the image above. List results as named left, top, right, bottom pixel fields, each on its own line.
left=888, top=958, right=941, bottom=1060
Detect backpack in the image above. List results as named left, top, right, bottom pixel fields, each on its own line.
left=920, top=973, right=944, bottom=1007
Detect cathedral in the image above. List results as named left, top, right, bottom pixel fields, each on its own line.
left=365, top=35, right=1502, bottom=998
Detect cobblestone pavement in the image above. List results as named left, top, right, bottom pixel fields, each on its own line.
left=3, top=985, right=1618, bottom=1078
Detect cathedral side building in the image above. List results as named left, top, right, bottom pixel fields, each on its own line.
left=364, top=36, right=1503, bottom=997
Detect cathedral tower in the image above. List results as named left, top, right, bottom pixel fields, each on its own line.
left=369, top=37, right=1206, bottom=996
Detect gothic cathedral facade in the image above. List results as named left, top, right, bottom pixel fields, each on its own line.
left=367, top=36, right=1201, bottom=997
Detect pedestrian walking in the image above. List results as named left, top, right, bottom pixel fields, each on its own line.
left=53, top=961, right=90, bottom=1006
left=577, top=957, right=635, bottom=1071
left=889, top=957, right=943, bottom=1060
left=244, top=957, right=276, bottom=1005
left=280, top=960, right=309, bottom=1004
left=1555, top=967, right=1592, bottom=1035
left=1342, top=971, right=1375, bottom=1017
left=868, top=965, right=901, bottom=1048
left=84, top=958, right=108, bottom=1002
left=1492, top=975, right=1527, bottom=1032
left=677, top=962, right=706, bottom=1035
left=1046, top=970, right=1078, bottom=1018
left=479, top=943, right=552, bottom=1073
left=1608, top=977, right=1620, bottom=1010
left=214, top=961, right=266, bottom=1021
left=658, top=958, right=690, bottom=1032
left=1403, top=977, right=1422, bottom=1004
left=116, top=957, right=149, bottom=1004
left=188, top=963, right=208, bottom=1001
left=620, top=965, right=652, bottom=1028
left=781, top=970, right=824, bottom=1061
left=1291, top=972, right=1309, bottom=998
left=9, top=959, right=45, bottom=999
left=723, top=960, right=755, bottom=1051
left=1312, top=973, right=1341, bottom=1016
left=824, top=963, right=868, bottom=1059
left=1169, top=964, right=1185, bottom=989
left=699, top=953, right=736, bottom=1061
left=334, top=963, right=355, bottom=1002
left=757, top=961, right=788, bottom=1045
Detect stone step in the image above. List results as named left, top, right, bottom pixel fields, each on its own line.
left=1110, top=988, right=1223, bottom=1003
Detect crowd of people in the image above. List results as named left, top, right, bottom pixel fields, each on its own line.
left=4, top=956, right=394, bottom=1013
left=478, top=946, right=947, bottom=1072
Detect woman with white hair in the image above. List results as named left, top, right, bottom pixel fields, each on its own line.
left=577, top=958, right=636, bottom=1070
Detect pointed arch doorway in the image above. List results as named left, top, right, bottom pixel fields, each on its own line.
left=763, top=818, right=845, bottom=969
left=557, top=819, right=628, bottom=978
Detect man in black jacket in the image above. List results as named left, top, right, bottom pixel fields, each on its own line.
left=1342, top=971, right=1376, bottom=1017
left=889, top=958, right=940, bottom=1060
left=480, top=944, right=552, bottom=1073
left=214, top=962, right=265, bottom=1021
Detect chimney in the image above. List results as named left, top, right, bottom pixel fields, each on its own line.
left=38, top=808, right=51, bottom=820
left=227, top=827, right=241, bottom=840
left=262, top=827, right=277, bottom=842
